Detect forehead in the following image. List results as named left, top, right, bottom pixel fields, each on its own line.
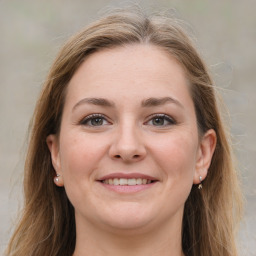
left=66, top=44, right=192, bottom=106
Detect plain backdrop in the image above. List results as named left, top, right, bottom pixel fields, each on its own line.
left=0, top=0, right=255, bottom=255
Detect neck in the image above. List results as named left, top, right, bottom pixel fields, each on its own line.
left=73, top=213, right=184, bottom=256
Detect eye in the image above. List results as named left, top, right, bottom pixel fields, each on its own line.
left=146, top=114, right=176, bottom=126
left=80, top=114, right=110, bottom=127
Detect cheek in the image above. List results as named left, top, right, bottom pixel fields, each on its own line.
left=151, top=132, right=198, bottom=182
left=59, top=131, right=108, bottom=179
left=58, top=132, right=110, bottom=207
left=144, top=132, right=199, bottom=219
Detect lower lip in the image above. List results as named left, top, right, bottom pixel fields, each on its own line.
left=99, top=182, right=157, bottom=193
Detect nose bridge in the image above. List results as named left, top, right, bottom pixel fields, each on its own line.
left=109, top=118, right=146, bottom=162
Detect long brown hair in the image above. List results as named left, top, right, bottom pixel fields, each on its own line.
left=6, top=7, right=243, bottom=256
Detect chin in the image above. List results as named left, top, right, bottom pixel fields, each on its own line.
left=96, top=204, right=157, bottom=232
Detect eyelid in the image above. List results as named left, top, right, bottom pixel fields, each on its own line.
left=79, top=113, right=111, bottom=126
left=144, top=113, right=176, bottom=126
left=78, top=113, right=176, bottom=127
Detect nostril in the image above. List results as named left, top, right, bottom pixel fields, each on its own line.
left=113, top=154, right=141, bottom=160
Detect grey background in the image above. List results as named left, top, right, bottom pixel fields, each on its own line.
left=0, top=0, right=255, bottom=255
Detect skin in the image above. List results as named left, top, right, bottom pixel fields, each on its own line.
left=47, top=44, right=216, bottom=256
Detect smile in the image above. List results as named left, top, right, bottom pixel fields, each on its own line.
left=102, top=178, right=154, bottom=185
left=98, top=173, right=158, bottom=192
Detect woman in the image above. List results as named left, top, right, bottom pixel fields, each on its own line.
left=6, top=7, right=243, bottom=256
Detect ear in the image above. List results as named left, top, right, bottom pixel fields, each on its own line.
left=193, top=129, right=217, bottom=184
left=46, top=134, right=64, bottom=187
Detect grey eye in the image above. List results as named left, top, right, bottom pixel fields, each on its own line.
left=152, top=117, right=165, bottom=126
left=90, top=117, right=104, bottom=126
left=146, top=114, right=176, bottom=126
left=80, top=114, right=109, bottom=127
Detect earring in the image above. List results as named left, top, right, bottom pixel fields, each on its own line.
left=54, top=173, right=60, bottom=183
left=198, top=176, right=203, bottom=189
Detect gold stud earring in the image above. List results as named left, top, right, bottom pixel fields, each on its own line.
left=198, top=176, right=203, bottom=189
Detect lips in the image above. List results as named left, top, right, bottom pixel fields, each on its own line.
left=103, top=178, right=152, bottom=185
left=98, top=173, right=158, bottom=186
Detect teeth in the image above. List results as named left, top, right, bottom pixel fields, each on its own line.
left=129, top=178, right=137, bottom=185
left=113, top=178, right=119, bottom=185
left=120, top=178, right=128, bottom=185
left=102, top=178, right=152, bottom=185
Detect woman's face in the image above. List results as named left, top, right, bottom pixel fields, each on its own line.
left=47, top=44, right=215, bottom=233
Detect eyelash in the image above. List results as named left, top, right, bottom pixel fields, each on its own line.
left=145, top=114, right=176, bottom=127
left=79, top=114, right=110, bottom=127
left=79, top=113, right=176, bottom=127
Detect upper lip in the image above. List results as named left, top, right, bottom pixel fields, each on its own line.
left=98, top=173, right=158, bottom=181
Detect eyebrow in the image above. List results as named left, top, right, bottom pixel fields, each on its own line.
left=141, top=97, right=184, bottom=108
left=72, top=97, right=115, bottom=112
left=72, top=96, right=183, bottom=112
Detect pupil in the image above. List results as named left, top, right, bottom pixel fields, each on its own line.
left=153, top=117, right=164, bottom=125
left=92, top=118, right=103, bottom=126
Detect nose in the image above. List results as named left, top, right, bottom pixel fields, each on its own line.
left=109, top=123, right=146, bottom=163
